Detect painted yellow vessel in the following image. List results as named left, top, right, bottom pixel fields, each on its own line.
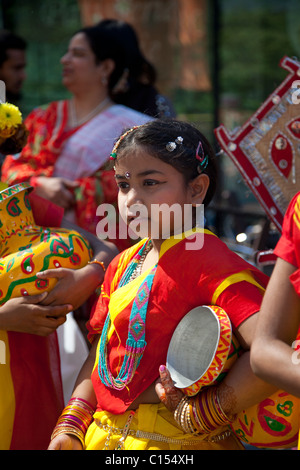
left=0, top=182, right=92, bottom=304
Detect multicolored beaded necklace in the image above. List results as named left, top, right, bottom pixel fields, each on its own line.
left=98, top=239, right=157, bottom=390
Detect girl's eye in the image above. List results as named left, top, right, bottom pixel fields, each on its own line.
left=144, top=179, right=158, bottom=186
left=117, top=181, right=129, bottom=190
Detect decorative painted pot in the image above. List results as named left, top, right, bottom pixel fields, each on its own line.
left=0, top=182, right=92, bottom=304
left=167, top=305, right=299, bottom=449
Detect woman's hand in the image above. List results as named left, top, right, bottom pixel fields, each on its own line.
left=33, top=176, right=79, bottom=209
left=155, top=365, right=184, bottom=412
left=36, top=264, right=104, bottom=310
left=48, top=434, right=83, bottom=450
left=0, top=293, right=72, bottom=336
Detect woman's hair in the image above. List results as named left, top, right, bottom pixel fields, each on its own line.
left=79, top=21, right=127, bottom=93
left=78, top=20, right=174, bottom=117
left=79, top=20, right=156, bottom=99
left=113, top=119, right=218, bottom=207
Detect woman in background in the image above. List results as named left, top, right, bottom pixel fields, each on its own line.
left=1, top=21, right=157, bottom=249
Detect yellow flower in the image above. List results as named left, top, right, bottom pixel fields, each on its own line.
left=0, top=102, right=22, bottom=132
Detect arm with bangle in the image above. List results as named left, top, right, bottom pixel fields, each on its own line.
left=48, top=336, right=99, bottom=450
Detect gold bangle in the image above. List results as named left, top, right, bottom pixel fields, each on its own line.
left=51, top=426, right=85, bottom=446
left=88, top=259, right=106, bottom=273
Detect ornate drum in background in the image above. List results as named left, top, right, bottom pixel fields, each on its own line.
left=0, top=183, right=92, bottom=304
left=167, top=305, right=300, bottom=449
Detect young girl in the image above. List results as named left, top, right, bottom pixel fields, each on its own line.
left=48, top=119, right=274, bottom=451
left=251, top=192, right=300, bottom=397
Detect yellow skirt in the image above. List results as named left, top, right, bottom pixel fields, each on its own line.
left=84, top=403, right=244, bottom=450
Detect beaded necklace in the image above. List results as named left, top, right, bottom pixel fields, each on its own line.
left=98, top=239, right=157, bottom=390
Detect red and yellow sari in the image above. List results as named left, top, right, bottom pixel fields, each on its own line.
left=86, top=229, right=268, bottom=450
left=0, top=194, right=64, bottom=450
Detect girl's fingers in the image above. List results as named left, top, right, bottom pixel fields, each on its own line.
left=159, top=365, right=174, bottom=393
left=155, top=383, right=167, bottom=404
left=158, top=365, right=184, bottom=411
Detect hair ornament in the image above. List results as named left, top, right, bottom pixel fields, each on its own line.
left=166, top=141, right=177, bottom=152
left=195, top=140, right=209, bottom=172
left=166, top=136, right=183, bottom=152
left=110, top=125, right=140, bottom=160
left=175, top=136, right=183, bottom=145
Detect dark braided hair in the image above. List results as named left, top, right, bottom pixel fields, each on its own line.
left=113, top=119, right=218, bottom=207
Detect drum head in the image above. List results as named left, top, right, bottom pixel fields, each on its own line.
left=166, top=305, right=232, bottom=393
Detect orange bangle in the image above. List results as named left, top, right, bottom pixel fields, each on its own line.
left=88, top=259, right=106, bottom=273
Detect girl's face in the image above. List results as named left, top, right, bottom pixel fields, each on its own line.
left=115, top=148, right=203, bottom=242
left=60, top=32, right=103, bottom=92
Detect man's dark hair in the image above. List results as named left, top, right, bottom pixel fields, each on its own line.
left=0, top=30, right=27, bottom=67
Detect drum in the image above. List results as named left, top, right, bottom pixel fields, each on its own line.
left=167, top=305, right=299, bottom=449
left=167, top=305, right=241, bottom=396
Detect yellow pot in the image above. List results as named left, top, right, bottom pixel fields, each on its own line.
left=0, top=182, right=92, bottom=303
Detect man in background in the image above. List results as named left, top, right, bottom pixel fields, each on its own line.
left=0, top=30, right=27, bottom=105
